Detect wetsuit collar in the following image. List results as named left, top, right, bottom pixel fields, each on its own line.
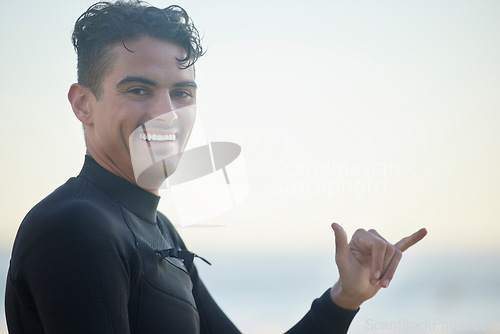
left=78, top=155, right=160, bottom=223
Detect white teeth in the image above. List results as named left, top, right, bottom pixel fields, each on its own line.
left=139, top=132, right=176, bottom=142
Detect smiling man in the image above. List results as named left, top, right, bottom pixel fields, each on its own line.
left=5, top=1, right=426, bottom=333
left=71, top=35, right=197, bottom=192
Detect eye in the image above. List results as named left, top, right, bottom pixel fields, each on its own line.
left=129, top=88, right=149, bottom=96
left=172, top=90, right=193, bottom=99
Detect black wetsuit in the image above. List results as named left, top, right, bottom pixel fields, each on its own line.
left=5, top=155, right=358, bottom=333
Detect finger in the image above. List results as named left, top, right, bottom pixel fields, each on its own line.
left=368, top=229, right=395, bottom=273
left=368, top=229, right=387, bottom=242
left=379, top=248, right=403, bottom=288
left=368, top=234, right=386, bottom=283
left=353, top=229, right=386, bottom=283
left=331, top=223, right=349, bottom=268
left=395, top=228, right=428, bottom=252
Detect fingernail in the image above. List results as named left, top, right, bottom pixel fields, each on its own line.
left=374, top=271, right=381, bottom=280
left=381, top=279, right=390, bottom=288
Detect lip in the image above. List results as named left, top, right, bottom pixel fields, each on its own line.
left=141, top=122, right=179, bottom=136
left=142, top=125, right=177, bottom=134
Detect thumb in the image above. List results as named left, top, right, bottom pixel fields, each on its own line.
left=331, top=223, right=349, bottom=267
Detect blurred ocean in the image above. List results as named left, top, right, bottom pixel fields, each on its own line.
left=1, top=251, right=499, bottom=334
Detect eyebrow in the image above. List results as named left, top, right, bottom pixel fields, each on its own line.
left=116, top=76, right=156, bottom=88
left=116, top=76, right=197, bottom=89
left=174, top=81, right=197, bottom=89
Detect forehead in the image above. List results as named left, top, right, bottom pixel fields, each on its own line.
left=106, top=36, right=194, bottom=81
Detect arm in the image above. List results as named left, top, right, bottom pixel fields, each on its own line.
left=158, top=213, right=241, bottom=334
left=285, top=289, right=358, bottom=334
left=188, top=263, right=242, bottom=334
left=159, top=215, right=425, bottom=333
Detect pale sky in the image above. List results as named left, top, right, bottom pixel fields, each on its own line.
left=0, top=0, right=499, bottom=257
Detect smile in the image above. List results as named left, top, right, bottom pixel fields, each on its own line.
left=139, top=133, right=177, bottom=142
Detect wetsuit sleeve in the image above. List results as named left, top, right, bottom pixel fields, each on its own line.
left=188, top=263, right=242, bottom=334
left=285, top=289, right=359, bottom=333
left=160, top=216, right=241, bottom=333
left=186, top=267, right=357, bottom=334
left=7, top=201, right=138, bottom=334
left=161, top=216, right=357, bottom=333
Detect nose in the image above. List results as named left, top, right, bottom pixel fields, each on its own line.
left=151, top=93, right=178, bottom=124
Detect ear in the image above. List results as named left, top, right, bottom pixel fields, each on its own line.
left=68, top=83, right=94, bottom=126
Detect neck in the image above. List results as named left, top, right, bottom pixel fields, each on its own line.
left=85, top=152, right=162, bottom=196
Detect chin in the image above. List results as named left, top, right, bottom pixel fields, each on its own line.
left=134, top=153, right=183, bottom=189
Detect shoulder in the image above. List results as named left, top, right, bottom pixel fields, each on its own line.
left=24, top=178, right=119, bottom=229
left=12, top=177, right=134, bottom=263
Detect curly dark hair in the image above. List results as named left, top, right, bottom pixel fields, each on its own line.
left=72, top=1, right=204, bottom=98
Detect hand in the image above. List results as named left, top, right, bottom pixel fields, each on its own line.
left=329, top=223, right=427, bottom=310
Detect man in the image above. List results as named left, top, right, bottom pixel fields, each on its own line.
left=5, top=1, right=427, bottom=333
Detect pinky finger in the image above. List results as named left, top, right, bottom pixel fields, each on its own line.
left=379, top=249, right=403, bottom=288
left=395, top=228, right=427, bottom=252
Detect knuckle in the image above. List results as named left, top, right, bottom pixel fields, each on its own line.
left=387, top=244, right=396, bottom=256
left=394, top=248, right=403, bottom=260
left=354, top=228, right=366, bottom=235
left=374, top=237, right=386, bottom=248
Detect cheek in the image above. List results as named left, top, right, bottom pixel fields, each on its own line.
left=120, top=113, right=147, bottom=143
left=186, top=111, right=196, bottom=132
left=179, top=107, right=196, bottom=134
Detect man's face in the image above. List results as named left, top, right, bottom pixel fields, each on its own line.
left=84, top=36, right=196, bottom=191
